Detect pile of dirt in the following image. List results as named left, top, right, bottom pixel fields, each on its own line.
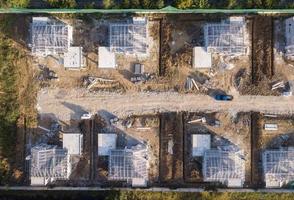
left=238, top=73, right=285, bottom=96
left=238, top=16, right=285, bottom=96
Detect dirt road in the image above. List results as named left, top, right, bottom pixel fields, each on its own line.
left=38, top=88, right=294, bottom=121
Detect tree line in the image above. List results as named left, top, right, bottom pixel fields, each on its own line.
left=0, top=0, right=293, bottom=9
left=0, top=20, right=20, bottom=184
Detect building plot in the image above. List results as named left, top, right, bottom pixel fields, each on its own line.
left=31, top=15, right=159, bottom=92
left=29, top=117, right=87, bottom=186
left=272, top=17, right=294, bottom=97
left=263, top=148, right=294, bottom=188
left=203, top=150, right=245, bottom=187
left=108, top=146, right=148, bottom=187
left=31, top=17, right=73, bottom=56
left=204, top=17, right=247, bottom=55
left=251, top=113, right=294, bottom=187
left=30, top=144, right=69, bottom=185
left=162, top=15, right=251, bottom=95
left=109, top=17, right=148, bottom=54
left=183, top=112, right=251, bottom=187
left=12, top=13, right=294, bottom=190
left=95, top=114, right=159, bottom=187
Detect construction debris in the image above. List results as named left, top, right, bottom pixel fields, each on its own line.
left=167, top=139, right=174, bottom=155
left=38, top=122, right=60, bottom=138
left=263, top=114, right=278, bottom=118
left=188, top=117, right=206, bottom=124
left=264, top=124, right=278, bottom=131
left=271, top=81, right=285, bottom=90
left=130, top=73, right=154, bottom=84
left=83, top=76, right=120, bottom=91
left=283, top=81, right=294, bottom=96
left=136, top=127, right=151, bottom=130
left=38, top=65, right=58, bottom=81
left=134, top=63, right=144, bottom=75
left=110, top=117, right=119, bottom=124
left=81, top=113, right=92, bottom=120
left=185, top=77, right=200, bottom=91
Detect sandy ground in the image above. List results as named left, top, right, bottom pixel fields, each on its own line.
left=38, top=88, right=294, bottom=122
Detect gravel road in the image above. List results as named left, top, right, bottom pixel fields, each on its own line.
left=38, top=88, right=294, bottom=121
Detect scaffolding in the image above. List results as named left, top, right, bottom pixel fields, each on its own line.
left=109, top=18, right=147, bottom=54
left=108, top=145, right=148, bottom=183
left=263, top=148, right=294, bottom=188
left=203, top=150, right=245, bottom=186
left=31, top=17, right=72, bottom=56
left=30, top=144, right=68, bottom=179
left=204, top=18, right=246, bottom=55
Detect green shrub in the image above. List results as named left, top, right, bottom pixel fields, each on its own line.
left=4, top=0, right=30, bottom=8
left=46, top=0, right=77, bottom=8
left=175, top=0, right=194, bottom=9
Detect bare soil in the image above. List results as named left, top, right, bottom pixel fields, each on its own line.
left=162, top=15, right=252, bottom=95
left=239, top=16, right=283, bottom=96
left=159, top=112, right=183, bottom=184
left=252, top=16, right=274, bottom=83
left=39, top=15, right=161, bottom=93
left=94, top=114, right=160, bottom=183
left=251, top=113, right=294, bottom=187
left=183, top=112, right=251, bottom=186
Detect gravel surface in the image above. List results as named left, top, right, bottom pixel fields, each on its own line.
left=38, top=88, right=294, bottom=121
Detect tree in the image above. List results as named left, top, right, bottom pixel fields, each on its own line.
left=155, top=0, right=165, bottom=8
left=130, top=0, right=140, bottom=8
left=47, top=0, right=77, bottom=8
left=287, top=3, right=294, bottom=9
left=121, top=0, right=130, bottom=8
left=103, top=0, right=114, bottom=9
left=175, top=0, right=193, bottom=9
left=227, top=0, right=238, bottom=9
left=252, top=0, right=263, bottom=8
left=140, top=0, right=149, bottom=8
left=197, top=0, right=209, bottom=8
left=265, top=0, right=279, bottom=8
left=246, top=0, right=252, bottom=8
left=6, top=0, right=30, bottom=8
left=84, top=2, right=95, bottom=9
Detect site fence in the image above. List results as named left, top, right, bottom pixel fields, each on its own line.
left=0, top=7, right=294, bottom=14
left=0, top=186, right=294, bottom=193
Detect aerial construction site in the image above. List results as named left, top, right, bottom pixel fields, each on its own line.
left=2, top=12, right=294, bottom=189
